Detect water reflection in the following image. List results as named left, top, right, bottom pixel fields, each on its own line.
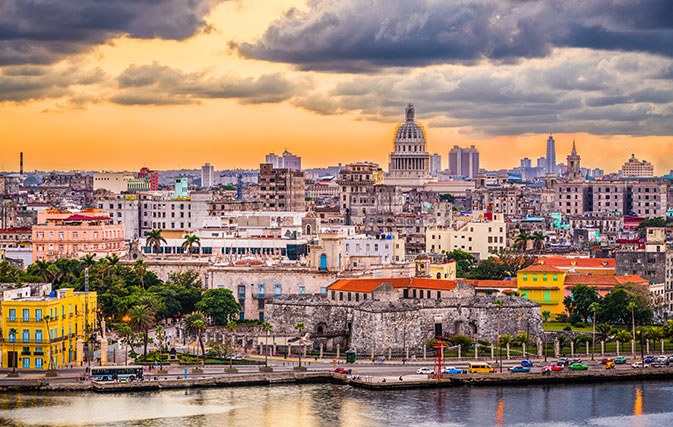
left=2, top=381, right=673, bottom=426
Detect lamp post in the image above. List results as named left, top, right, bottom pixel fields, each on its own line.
left=542, top=310, right=551, bottom=363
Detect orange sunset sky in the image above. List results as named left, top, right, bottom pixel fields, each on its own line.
left=1, top=0, right=672, bottom=173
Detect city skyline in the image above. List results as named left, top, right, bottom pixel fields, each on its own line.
left=1, top=0, right=672, bottom=173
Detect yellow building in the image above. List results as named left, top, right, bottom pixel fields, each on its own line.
left=516, top=265, right=566, bottom=316
left=429, top=260, right=457, bottom=280
left=1, top=288, right=97, bottom=370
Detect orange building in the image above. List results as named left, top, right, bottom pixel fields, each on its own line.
left=32, top=210, right=126, bottom=262
left=564, top=274, right=648, bottom=298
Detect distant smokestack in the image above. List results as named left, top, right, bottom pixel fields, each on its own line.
left=20, top=152, right=23, bottom=185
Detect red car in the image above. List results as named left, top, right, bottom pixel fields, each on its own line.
left=550, top=365, right=564, bottom=371
left=601, top=358, right=613, bottom=365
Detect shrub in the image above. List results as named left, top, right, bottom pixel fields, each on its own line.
left=478, top=339, right=490, bottom=347
left=555, top=313, right=570, bottom=323
left=563, top=326, right=572, bottom=331
left=571, top=322, right=586, bottom=328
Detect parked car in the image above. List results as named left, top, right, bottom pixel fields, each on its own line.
left=333, top=367, right=349, bottom=374
left=656, top=355, right=668, bottom=364
left=443, top=367, right=463, bottom=374
left=417, top=367, right=433, bottom=375
left=631, top=362, right=649, bottom=369
left=571, top=358, right=582, bottom=365
left=569, top=363, right=589, bottom=371
left=600, top=358, right=613, bottom=365
left=521, top=360, right=534, bottom=367
left=644, top=355, right=654, bottom=363
left=542, top=365, right=563, bottom=374
left=509, top=366, right=531, bottom=373
left=557, top=358, right=568, bottom=366
left=652, top=361, right=667, bottom=368
left=614, top=356, right=628, bottom=364
left=668, top=355, right=673, bottom=364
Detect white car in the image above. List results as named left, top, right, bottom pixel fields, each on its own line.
left=417, top=367, right=434, bottom=375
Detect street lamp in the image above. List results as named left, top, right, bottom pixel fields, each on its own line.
left=590, top=302, right=599, bottom=361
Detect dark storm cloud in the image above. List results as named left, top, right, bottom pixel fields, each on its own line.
left=232, top=0, right=673, bottom=72
left=0, top=0, right=224, bottom=65
left=291, top=51, right=673, bottom=136
left=111, top=63, right=307, bottom=106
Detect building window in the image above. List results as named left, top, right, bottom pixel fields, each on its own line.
left=299, top=286, right=306, bottom=294
left=543, top=274, right=547, bottom=281
left=35, top=358, right=43, bottom=369
left=35, top=330, right=42, bottom=343
left=36, top=309, right=42, bottom=321
left=8, top=308, right=16, bottom=322
left=544, top=290, right=551, bottom=302
left=274, top=284, right=282, bottom=296
left=533, top=274, right=538, bottom=281
left=23, top=358, right=30, bottom=369
left=258, top=284, right=265, bottom=297
left=23, top=309, right=29, bottom=322
left=320, top=287, right=327, bottom=294
left=238, top=285, right=246, bottom=298
left=553, top=275, right=558, bottom=281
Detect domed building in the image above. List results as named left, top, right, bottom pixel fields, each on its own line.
left=388, top=104, right=430, bottom=178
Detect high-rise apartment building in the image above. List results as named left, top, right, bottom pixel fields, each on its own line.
left=520, top=158, right=532, bottom=169
left=448, top=145, right=479, bottom=178
left=265, top=151, right=302, bottom=171
left=621, top=154, right=654, bottom=178
left=258, top=163, right=305, bottom=211
left=430, top=153, right=442, bottom=176
left=201, top=163, right=214, bottom=188
left=137, top=167, right=159, bottom=191
left=545, top=135, right=557, bottom=174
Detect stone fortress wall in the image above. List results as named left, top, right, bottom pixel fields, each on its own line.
left=265, top=280, right=543, bottom=353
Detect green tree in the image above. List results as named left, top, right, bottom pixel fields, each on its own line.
left=531, top=231, right=546, bottom=253
left=145, top=229, right=166, bottom=254
left=466, top=258, right=509, bottom=280
left=128, top=304, right=155, bottom=360
left=542, top=310, right=551, bottom=361
left=441, top=250, right=477, bottom=277
left=81, top=254, right=96, bottom=269
left=181, top=234, right=201, bottom=256
left=573, top=334, right=591, bottom=348
left=514, top=232, right=531, bottom=252
left=114, top=323, right=139, bottom=366
left=512, top=332, right=530, bottom=346
left=563, top=284, right=600, bottom=323
left=185, top=311, right=207, bottom=365
left=449, top=334, right=473, bottom=352
left=615, top=330, right=633, bottom=346
left=195, top=288, right=240, bottom=326
left=595, top=323, right=612, bottom=343
left=33, top=260, right=51, bottom=282
left=134, top=259, right=147, bottom=289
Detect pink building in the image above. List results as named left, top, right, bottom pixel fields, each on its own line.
left=32, top=210, right=126, bottom=262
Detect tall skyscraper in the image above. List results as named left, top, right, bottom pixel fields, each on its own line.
left=201, top=163, right=214, bottom=187
left=265, top=150, right=302, bottom=171
left=448, top=145, right=479, bottom=178
left=536, top=157, right=546, bottom=169
left=545, top=135, right=556, bottom=174
left=430, top=153, right=442, bottom=176
left=520, top=158, right=532, bottom=169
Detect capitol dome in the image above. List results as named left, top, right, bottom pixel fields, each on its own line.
left=394, top=103, right=426, bottom=144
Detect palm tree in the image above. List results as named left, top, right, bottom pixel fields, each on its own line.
left=589, top=302, right=599, bottom=360
left=185, top=312, right=207, bottom=365
left=542, top=310, right=551, bottom=362
left=81, top=254, right=96, bottom=269
left=145, top=229, right=166, bottom=254
left=596, top=323, right=612, bottom=343
left=43, top=315, right=55, bottom=373
left=106, top=254, right=120, bottom=270
left=532, top=232, right=546, bottom=253
left=514, top=232, right=531, bottom=252
left=225, top=321, right=238, bottom=370
left=34, top=260, right=51, bottom=282
left=261, top=322, right=273, bottom=367
left=495, top=299, right=504, bottom=372
left=627, top=301, right=637, bottom=353
left=615, top=330, right=633, bottom=349
left=128, top=304, right=155, bottom=360
left=134, top=259, right=147, bottom=289
left=294, top=322, right=305, bottom=368
left=8, top=327, right=17, bottom=375
left=97, top=257, right=109, bottom=279
left=181, top=234, right=201, bottom=256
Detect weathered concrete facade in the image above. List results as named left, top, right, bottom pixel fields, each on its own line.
left=266, top=280, right=543, bottom=352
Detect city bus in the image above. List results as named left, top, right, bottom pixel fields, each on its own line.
left=89, top=366, right=144, bottom=381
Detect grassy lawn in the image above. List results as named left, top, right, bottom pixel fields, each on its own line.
left=543, top=322, right=594, bottom=332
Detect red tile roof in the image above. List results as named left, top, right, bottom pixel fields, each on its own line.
left=466, top=279, right=518, bottom=288
left=537, top=256, right=616, bottom=269
left=564, top=274, right=648, bottom=287
left=328, top=277, right=457, bottom=292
